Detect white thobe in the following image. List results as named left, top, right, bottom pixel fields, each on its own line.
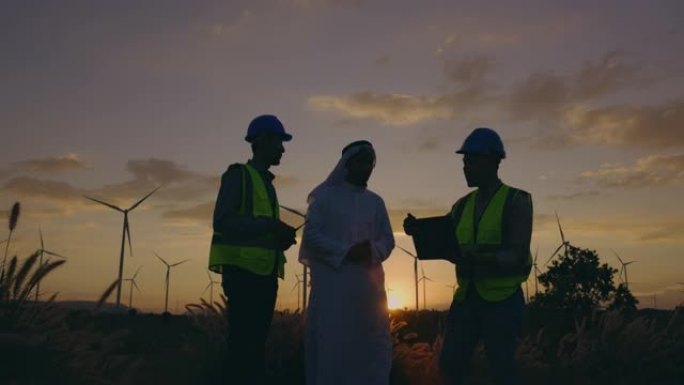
left=301, top=182, right=395, bottom=385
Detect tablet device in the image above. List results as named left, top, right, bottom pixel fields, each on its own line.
left=411, top=215, right=459, bottom=260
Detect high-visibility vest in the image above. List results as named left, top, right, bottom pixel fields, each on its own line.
left=452, top=184, right=531, bottom=302
left=208, top=163, right=286, bottom=278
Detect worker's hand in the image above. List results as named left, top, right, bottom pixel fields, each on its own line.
left=346, top=240, right=372, bottom=266
left=272, top=220, right=297, bottom=251
left=403, top=213, right=418, bottom=236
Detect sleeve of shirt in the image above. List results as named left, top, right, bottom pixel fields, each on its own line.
left=371, top=196, right=395, bottom=265
left=495, top=190, right=533, bottom=271
left=301, top=192, right=350, bottom=270
left=212, top=165, right=274, bottom=240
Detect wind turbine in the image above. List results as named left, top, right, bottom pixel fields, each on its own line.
left=155, top=252, right=189, bottom=314
left=418, top=266, right=434, bottom=310
left=202, top=269, right=221, bottom=305
left=531, top=247, right=541, bottom=296
left=291, top=274, right=304, bottom=310
left=544, top=211, right=569, bottom=267
left=612, top=250, right=637, bottom=290
left=35, top=227, right=67, bottom=301
left=123, top=266, right=142, bottom=309
left=279, top=204, right=308, bottom=309
left=397, top=245, right=420, bottom=311
left=84, top=186, right=160, bottom=308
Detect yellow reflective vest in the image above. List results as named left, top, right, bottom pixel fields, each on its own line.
left=208, top=163, right=286, bottom=278
left=452, top=184, right=531, bottom=302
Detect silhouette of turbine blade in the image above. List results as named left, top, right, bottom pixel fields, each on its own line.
left=128, top=186, right=161, bottom=211
left=612, top=249, right=625, bottom=265
left=132, top=280, right=141, bottom=292
left=554, top=211, right=566, bottom=244
left=132, top=266, right=142, bottom=279
left=279, top=205, right=307, bottom=219
left=534, top=246, right=539, bottom=263
left=544, top=243, right=564, bottom=266
left=171, top=259, right=190, bottom=267
left=202, top=282, right=212, bottom=294
left=43, top=250, right=67, bottom=259
left=124, top=215, right=133, bottom=257
left=397, top=245, right=417, bottom=258
left=84, top=196, right=124, bottom=212
left=154, top=252, right=169, bottom=266
left=39, top=227, right=44, bottom=250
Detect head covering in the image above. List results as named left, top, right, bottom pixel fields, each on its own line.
left=456, top=127, right=506, bottom=159
left=306, top=141, right=375, bottom=204
left=298, top=141, right=374, bottom=266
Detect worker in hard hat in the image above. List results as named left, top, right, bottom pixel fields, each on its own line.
left=209, top=114, right=297, bottom=385
left=404, top=127, right=532, bottom=385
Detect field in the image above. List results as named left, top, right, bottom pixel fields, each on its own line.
left=2, top=300, right=683, bottom=385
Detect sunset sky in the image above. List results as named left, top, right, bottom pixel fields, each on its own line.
left=1, top=0, right=683, bottom=312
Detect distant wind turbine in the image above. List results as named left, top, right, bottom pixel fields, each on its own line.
left=396, top=245, right=419, bottom=311
left=418, top=265, right=434, bottom=310
left=279, top=204, right=309, bottom=309
left=35, top=227, right=67, bottom=301
left=84, top=186, right=160, bottom=308
left=155, top=252, right=189, bottom=314
left=544, top=211, right=569, bottom=267
left=202, top=269, right=220, bottom=304
left=291, top=273, right=304, bottom=310
left=612, top=250, right=637, bottom=290
left=123, top=266, right=142, bottom=309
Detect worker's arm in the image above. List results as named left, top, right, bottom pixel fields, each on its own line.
left=472, top=191, right=533, bottom=274
left=212, top=165, right=276, bottom=239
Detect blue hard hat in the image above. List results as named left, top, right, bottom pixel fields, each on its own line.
left=245, top=115, right=293, bottom=143
left=456, top=127, right=506, bottom=159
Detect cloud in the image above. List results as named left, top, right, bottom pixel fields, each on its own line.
left=308, top=93, right=454, bottom=125
left=578, top=153, right=684, bottom=188
left=565, top=101, right=684, bottom=149
left=505, top=51, right=643, bottom=122
left=95, top=158, right=218, bottom=204
left=309, top=56, right=494, bottom=126
left=546, top=191, right=601, bottom=201
left=163, top=201, right=215, bottom=226
left=11, top=153, right=88, bottom=173
left=2, top=177, right=83, bottom=202
left=572, top=51, right=640, bottom=100
left=442, top=55, right=495, bottom=88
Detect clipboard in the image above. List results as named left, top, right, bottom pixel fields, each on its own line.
left=411, top=215, right=459, bottom=260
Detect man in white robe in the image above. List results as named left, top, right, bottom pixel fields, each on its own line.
left=300, top=140, right=395, bottom=385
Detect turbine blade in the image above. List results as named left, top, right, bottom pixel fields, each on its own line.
left=202, top=282, right=212, bottom=294
left=132, top=280, right=141, bottom=292
left=84, top=196, right=124, bottom=212
left=295, top=221, right=307, bottom=231
left=625, top=261, right=637, bottom=266
left=133, top=265, right=142, bottom=279
left=39, top=227, right=44, bottom=249
left=154, top=252, right=169, bottom=266
left=125, top=215, right=133, bottom=257
left=544, top=243, right=564, bottom=266
left=171, top=259, right=190, bottom=267
left=43, top=250, right=67, bottom=259
left=279, top=205, right=307, bottom=219
left=612, top=249, right=624, bottom=265
left=128, top=186, right=161, bottom=211
left=397, top=245, right=417, bottom=258
left=555, top=211, right=566, bottom=243
left=534, top=246, right=539, bottom=263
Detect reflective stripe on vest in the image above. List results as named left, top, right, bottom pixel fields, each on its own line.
left=453, top=184, right=531, bottom=302
left=208, top=163, right=286, bottom=278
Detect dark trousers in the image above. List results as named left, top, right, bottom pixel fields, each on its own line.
left=222, top=265, right=278, bottom=385
left=439, top=287, right=524, bottom=385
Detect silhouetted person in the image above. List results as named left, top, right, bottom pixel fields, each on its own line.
left=404, top=128, right=532, bottom=385
left=209, top=115, right=297, bottom=385
left=299, top=140, right=394, bottom=385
